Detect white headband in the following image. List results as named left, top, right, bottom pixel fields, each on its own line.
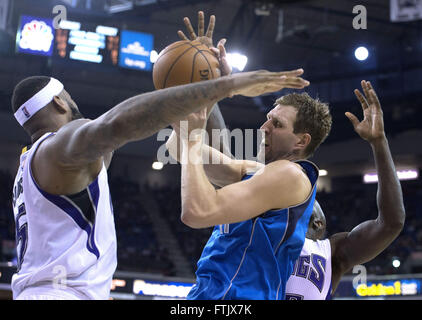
left=14, top=78, right=64, bottom=126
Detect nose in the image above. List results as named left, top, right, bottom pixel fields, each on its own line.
left=260, top=119, right=271, bottom=133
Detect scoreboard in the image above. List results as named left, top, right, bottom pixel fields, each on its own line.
left=15, top=15, right=154, bottom=71
left=54, top=23, right=120, bottom=65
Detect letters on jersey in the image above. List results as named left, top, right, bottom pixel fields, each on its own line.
left=285, top=238, right=332, bottom=300
left=11, top=132, right=117, bottom=300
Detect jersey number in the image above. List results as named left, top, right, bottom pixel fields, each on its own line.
left=15, top=203, right=28, bottom=272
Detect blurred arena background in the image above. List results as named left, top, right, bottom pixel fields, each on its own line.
left=0, top=0, right=422, bottom=300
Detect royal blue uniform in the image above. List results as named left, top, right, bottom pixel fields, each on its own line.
left=187, top=160, right=319, bottom=300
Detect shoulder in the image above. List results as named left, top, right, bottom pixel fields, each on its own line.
left=264, top=160, right=311, bottom=189
left=329, top=232, right=350, bottom=274
left=248, top=160, right=312, bottom=208
left=262, top=159, right=306, bottom=177
left=55, top=118, right=93, bottom=139
left=39, top=119, right=92, bottom=156
left=329, top=232, right=349, bottom=255
left=35, top=118, right=100, bottom=171
left=41, top=119, right=92, bottom=148
left=246, top=160, right=307, bottom=189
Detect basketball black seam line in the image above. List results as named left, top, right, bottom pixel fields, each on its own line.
left=160, top=40, right=213, bottom=88
left=162, top=46, right=195, bottom=88
left=154, top=41, right=192, bottom=65
left=183, top=40, right=205, bottom=83
left=190, top=51, right=200, bottom=83
left=195, top=50, right=216, bottom=79
left=188, top=39, right=216, bottom=79
left=156, top=40, right=202, bottom=65
left=191, top=50, right=215, bottom=82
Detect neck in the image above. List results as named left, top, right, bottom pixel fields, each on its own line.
left=275, top=152, right=303, bottom=163
left=285, top=154, right=301, bottom=162
left=30, top=126, right=58, bottom=143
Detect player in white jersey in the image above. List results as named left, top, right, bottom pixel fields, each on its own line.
left=285, top=81, right=406, bottom=299
left=285, top=202, right=332, bottom=300
left=12, top=133, right=116, bottom=299
left=10, top=53, right=310, bottom=298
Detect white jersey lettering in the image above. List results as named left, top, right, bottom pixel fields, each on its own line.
left=285, top=238, right=332, bottom=300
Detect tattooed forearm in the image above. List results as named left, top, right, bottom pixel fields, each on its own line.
left=100, top=76, right=232, bottom=149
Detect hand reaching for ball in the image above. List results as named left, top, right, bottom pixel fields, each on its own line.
left=178, top=11, right=232, bottom=76
left=230, top=69, right=310, bottom=98
left=177, top=11, right=215, bottom=48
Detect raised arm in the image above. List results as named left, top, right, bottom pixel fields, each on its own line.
left=205, top=104, right=233, bottom=157
left=175, top=107, right=311, bottom=229
left=203, top=105, right=257, bottom=186
left=172, top=13, right=251, bottom=186
left=45, top=78, right=230, bottom=168
left=330, top=81, right=405, bottom=288
left=166, top=123, right=260, bottom=188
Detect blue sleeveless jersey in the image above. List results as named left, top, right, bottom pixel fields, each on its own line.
left=187, top=160, right=319, bottom=300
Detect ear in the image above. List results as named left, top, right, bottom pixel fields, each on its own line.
left=52, top=96, right=68, bottom=114
left=294, top=133, right=311, bottom=154
left=313, top=220, right=322, bottom=228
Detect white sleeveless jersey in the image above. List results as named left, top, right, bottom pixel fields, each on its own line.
left=11, top=132, right=117, bottom=300
left=285, top=238, right=332, bottom=300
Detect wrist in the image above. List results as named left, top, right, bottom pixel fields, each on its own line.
left=181, top=137, right=203, bottom=165
left=181, top=134, right=203, bottom=147
left=369, top=134, right=387, bottom=147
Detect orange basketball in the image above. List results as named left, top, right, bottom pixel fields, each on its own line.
left=152, top=40, right=221, bottom=90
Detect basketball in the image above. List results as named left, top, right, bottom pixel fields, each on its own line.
left=152, top=40, right=221, bottom=90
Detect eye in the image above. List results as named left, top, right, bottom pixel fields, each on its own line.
left=273, top=120, right=282, bottom=128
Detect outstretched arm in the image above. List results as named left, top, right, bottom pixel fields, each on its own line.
left=44, top=68, right=308, bottom=170
left=45, top=78, right=231, bottom=168
left=330, top=81, right=405, bottom=289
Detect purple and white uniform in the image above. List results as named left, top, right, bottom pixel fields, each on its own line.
left=285, top=238, right=332, bottom=300
left=11, top=132, right=117, bottom=300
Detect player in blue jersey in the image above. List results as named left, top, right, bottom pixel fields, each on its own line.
left=166, top=12, right=332, bottom=300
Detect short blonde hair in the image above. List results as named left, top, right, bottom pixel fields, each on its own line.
left=276, top=93, right=332, bottom=158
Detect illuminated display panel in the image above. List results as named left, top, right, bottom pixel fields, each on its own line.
left=53, top=21, right=120, bottom=66
left=16, top=16, right=154, bottom=73
left=132, top=279, right=193, bottom=298
left=119, top=30, right=154, bottom=71
left=355, top=279, right=421, bottom=297
left=334, top=278, right=422, bottom=298
left=16, top=15, right=55, bottom=56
